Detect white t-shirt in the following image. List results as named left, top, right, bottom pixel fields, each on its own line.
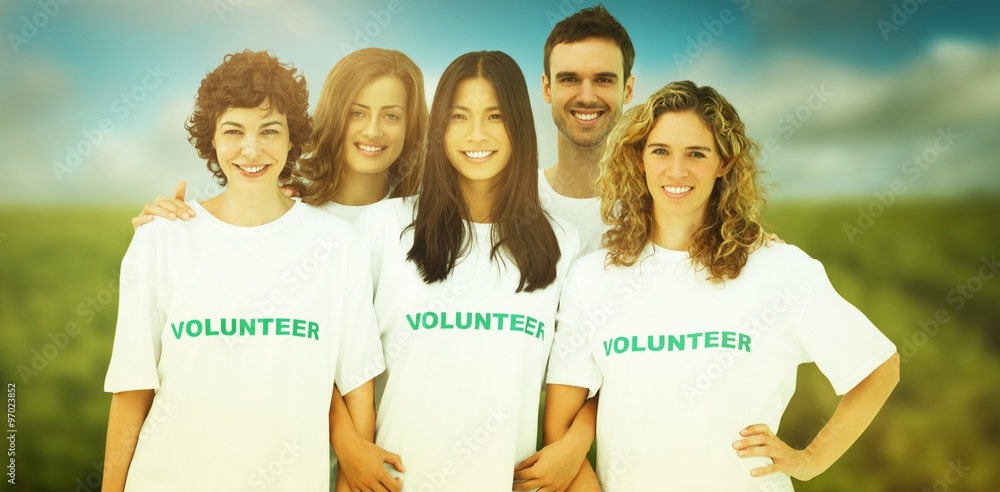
left=105, top=199, right=385, bottom=492
left=547, top=243, right=896, bottom=492
left=357, top=197, right=583, bottom=491
left=537, top=168, right=605, bottom=253
left=319, top=191, right=391, bottom=223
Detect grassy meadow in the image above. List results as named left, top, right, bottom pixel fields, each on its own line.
left=1, top=198, right=998, bottom=491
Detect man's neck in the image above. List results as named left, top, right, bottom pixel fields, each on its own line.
left=545, top=135, right=605, bottom=199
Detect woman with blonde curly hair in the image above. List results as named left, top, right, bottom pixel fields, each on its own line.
left=544, top=80, right=899, bottom=491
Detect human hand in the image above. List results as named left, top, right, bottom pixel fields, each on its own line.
left=280, top=184, right=300, bottom=198
left=733, top=424, right=821, bottom=481
left=131, top=181, right=193, bottom=230
left=335, top=432, right=405, bottom=492
left=513, top=436, right=588, bottom=491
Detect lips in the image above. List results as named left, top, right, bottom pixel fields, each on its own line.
left=462, top=150, right=496, bottom=159
left=234, top=164, right=270, bottom=177
left=661, top=185, right=694, bottom=198
left=570, top=109, right=606, bottom=123
left=355, top=143, right=387, bottom=155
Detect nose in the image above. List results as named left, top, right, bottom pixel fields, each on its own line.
left=241, top=135, right=260, bottom=158
left=577, top=80, right=598, bottom=105
left=666, top=155, right=688, bottom=179
left=362, top=114, right=383, bottom=139
left=466, top=118, right=487, bottom=143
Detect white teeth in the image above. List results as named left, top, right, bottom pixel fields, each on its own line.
left=573, top=112, right=600, bottom=121
left=357, top=144, right=386, bottom=152
left=238, top=165, right=265, bottom=173
left=463, top=150, right=495, bottom=159
left=663, top=186, right=692, bottom=194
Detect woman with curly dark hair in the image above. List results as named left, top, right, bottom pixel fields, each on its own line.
left=102, top=50, right=383, bottom=491
left=545, top=81, right=899, bottom=491
left=129, top=47, right=427, bottom=227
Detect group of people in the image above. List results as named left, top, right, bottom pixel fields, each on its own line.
left=103, top=5, right=899, bottom=492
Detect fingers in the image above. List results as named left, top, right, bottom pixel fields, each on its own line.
left=740, top=423, right=774, bottom=438
left=383, top=452, right=406, bottom=473
left=174, top=181, right=187, bottom=200
left=280, top=185, right=299, bottom=198
left=131, top=214, right=154, bottom=231
left=750, top=462, right=781, bottom=477
left=512, top=466, right=538, bottom=481
left=512, top=478, right=545, bottom=491
left=514, top=452, right=540, bottom=471
left=142, top=196, right=195, bottom=220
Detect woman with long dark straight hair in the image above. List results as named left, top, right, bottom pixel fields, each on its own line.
left=353, top=50, right=583, bottom=491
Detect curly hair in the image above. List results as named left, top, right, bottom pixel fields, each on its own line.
left=185, top=50, right=311, bottom=186
left=597, top=80, right=768, bottom=283
left=297, top=48, right=427, bottom=204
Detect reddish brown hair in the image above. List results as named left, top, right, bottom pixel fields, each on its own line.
left=185, top=50, right=311, bottom=186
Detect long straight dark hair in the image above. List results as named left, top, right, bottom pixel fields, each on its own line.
left=406, top=51, right=559, bottom=293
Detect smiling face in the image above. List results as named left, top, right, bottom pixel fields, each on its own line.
left=342, top=75, right=408, bottom=177
left=445, top=77, right=512, bottom=190
left=644, top=111, right=725, bottom=227
left=212, top=103, right=291, bottom=190
left=543, top=37, right=634, bottom=150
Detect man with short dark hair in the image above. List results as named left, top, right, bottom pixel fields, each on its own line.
left=538, top=4, right=635, bottom=252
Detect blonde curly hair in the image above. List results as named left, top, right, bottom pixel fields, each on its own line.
left=597, top=80, right=768, bottom=282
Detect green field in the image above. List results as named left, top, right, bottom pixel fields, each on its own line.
left=2, top=198, right=998, bottom=491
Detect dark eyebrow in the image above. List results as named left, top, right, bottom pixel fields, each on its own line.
left=554, top=71, right=619, bottom=81
left=646, top=143, right=713, bottom=153
left=352, top=103, right=405, bottom=111
left=219, top=120, right=284, bottom=128
left=453, top=105, right=501, bottom=112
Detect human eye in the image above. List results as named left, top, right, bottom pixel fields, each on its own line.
left=649, top=147, right=667, bottom=155
left=350, top=110, right=365, bottom=118
left=560, top=76, right=578, bottom=84
left=223, top=128, right=242, bottom=135
left=450, top=112, right=466, bottom=120
left=384, top=112, right=400, bottom=121
left=689, top=151, right=706, bottom=158
left=488, top=112, right=503, bottom=121
left=262, top=128, right=280, bottom=136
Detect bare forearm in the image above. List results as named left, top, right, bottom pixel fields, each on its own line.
left=806, top=353, right=900, bottom=474
left=543, top=384, right=590, bottom=445
left=342, top=380, right=376, bottom=440
left=102, top=390, right=154, bottom=492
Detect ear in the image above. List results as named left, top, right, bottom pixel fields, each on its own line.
left=541, top=74, right=552, bottom=104
left=623, top=75, right=635, bottom=105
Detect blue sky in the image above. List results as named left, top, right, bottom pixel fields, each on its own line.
left=2, top=0, right=997, bottom=203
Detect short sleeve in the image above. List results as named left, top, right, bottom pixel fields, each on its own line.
left=794, top=261, right=897, bottom=395
left=334, top=235, right=385, bottom=396
left=104, top=224, right=166, bottom=393
left=546, top=265, right=603, bottom=398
